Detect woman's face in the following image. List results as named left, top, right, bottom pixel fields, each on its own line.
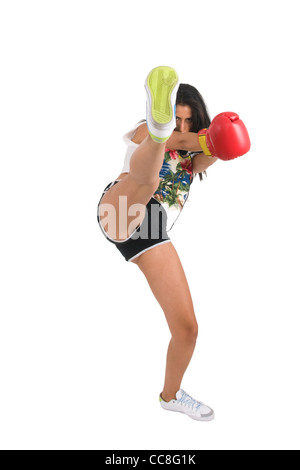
left=175, top=105, right=193, bottom=133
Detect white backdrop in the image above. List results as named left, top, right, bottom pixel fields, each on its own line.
left=1, top=0, right=300, bottom=450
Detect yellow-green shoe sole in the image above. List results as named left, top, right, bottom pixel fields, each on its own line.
left=147, top=66, right=178, bottom=124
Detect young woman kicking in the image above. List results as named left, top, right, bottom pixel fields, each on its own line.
left=97, top=66, right=250, bottom=421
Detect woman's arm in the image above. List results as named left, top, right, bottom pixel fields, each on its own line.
left=168, top=131, right=219, bottom=172
left=192, top=153, right=218, bottom=174
left=166, top=131, right=202, bottom=152
left=131, top=123, right=203, bottom=152
left=131, top=122, right=217, bottom=173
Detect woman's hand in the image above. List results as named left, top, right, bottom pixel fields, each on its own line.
left=198, top=112, right=251, bottom=160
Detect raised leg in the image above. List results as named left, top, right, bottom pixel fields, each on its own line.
left=98, top=65, right=179, bottom=241
left=99, top=137, right=165, bottom=240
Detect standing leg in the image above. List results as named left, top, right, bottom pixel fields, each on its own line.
left=133, top=242, right=198, bottom=401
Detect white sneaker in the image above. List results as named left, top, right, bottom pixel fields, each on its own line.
left=159, top=389, right=215, bottom=422
left=145, top=66, right=179, bottom=143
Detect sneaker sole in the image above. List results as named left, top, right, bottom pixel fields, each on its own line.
left=160, top=399, right=215, bottom=422
left=162, top=407, right=215, bottom=422
left=189, top=411, right=215, bottom=422
left=146, top=66, right=179, bottom=125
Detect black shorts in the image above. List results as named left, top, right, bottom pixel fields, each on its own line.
left=97, top=180, right=171, bottom=262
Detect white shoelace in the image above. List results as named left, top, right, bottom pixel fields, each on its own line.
left=177, top=391, right=203, bottom=411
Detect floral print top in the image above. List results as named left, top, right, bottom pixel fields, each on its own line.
left=122, top=122, right=203, bottom=232
left=153, top=149, right=200, bottom=231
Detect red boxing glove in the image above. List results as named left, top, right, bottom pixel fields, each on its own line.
left=198, top=112, right=251, bottom=161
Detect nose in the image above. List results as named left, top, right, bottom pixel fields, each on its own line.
left=178, top=121, right=186, bottom=133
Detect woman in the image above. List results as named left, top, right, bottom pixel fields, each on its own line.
left=97, top=66, right=248, bottom=421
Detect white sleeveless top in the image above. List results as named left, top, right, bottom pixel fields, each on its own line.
left=121, top=120, right=146, bottom=174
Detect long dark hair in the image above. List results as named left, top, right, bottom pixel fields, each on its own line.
left=176, top=84, right=211, bottom=182
left=176, top=84, right=211, bottom=132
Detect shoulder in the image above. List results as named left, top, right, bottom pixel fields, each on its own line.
left=131, top=122, right=148, bottom=144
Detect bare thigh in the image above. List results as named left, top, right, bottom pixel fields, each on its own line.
left=133, top=242, right=198, bottom=337
left=98, top=173, right=159, bottom=241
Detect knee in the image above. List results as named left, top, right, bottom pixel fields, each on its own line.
left=173, top=318, right=198, bottom=344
